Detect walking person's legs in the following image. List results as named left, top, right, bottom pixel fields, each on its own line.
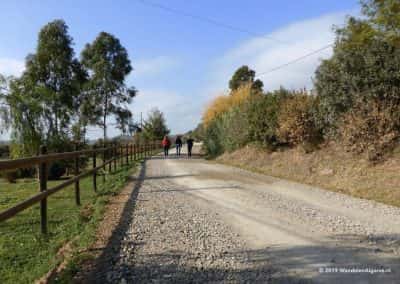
left=188, top=146, right=192, bottom=157
left=164, top=146, right=168, bottom=157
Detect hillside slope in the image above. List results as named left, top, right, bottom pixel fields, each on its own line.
left=217, top=143, right=400, bottom=208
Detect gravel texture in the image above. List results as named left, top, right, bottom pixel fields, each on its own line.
left=87, top=159, right=273, bottom=283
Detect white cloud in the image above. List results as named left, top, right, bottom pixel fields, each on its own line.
left=133, top=56, right=179, bottom=77
left=0, top=58, right=24, bottom=76
left=210, top=11, right=349, bottom=92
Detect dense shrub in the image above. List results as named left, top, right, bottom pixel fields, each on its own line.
left=339, top=99, right=400, bottom=161
left=277, top=93, right=322, bottom=149
left=0, top=170, right=17, bottom=183
left=48, top=161, right=67, bottom=180
left=246, top=88, right=291, bottom=146
left=202, top=84, right=252, bottom=127
left=203, top=118, right=224, bottom=157
left=0, top=144, right=9, bottom=159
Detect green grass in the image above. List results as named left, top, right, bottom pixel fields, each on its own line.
left=0, top=161, right=138, bottom=284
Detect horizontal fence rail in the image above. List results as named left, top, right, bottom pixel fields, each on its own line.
left=0, top=141, right=161, bottom=234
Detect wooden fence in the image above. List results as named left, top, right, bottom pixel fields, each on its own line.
left=0, top=141, right=160, bottom=234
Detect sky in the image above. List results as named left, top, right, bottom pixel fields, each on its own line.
left=0, top=0, right=360, bottom=139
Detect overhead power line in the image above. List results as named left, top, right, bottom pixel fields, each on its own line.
left=134, top=0, right=289, bottom=44
left=257, top=44, right=334, bottom=76
left=135, top=0, right=336, bottom=76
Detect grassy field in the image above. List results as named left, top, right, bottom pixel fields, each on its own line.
left=0, top=161, right=138, bottom=284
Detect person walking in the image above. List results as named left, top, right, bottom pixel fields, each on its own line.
left=186, top=137, right=194, bottom=158
left=175, top=136, right=182, bottom=156
left=162, top=135, right=171, bottom=157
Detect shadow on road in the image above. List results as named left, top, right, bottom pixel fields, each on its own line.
left=148, top=154, right=204, bottom=160
left=85, top=241, right=398, bottom=283
left=79, top=158, right=400, bottom=284
left=84, top=160, right=147, bottom=283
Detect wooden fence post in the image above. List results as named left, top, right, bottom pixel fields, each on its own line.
left=39, top=145, right=48, bottom=234
left=108, top=143, right=112, bottom=172
left=74, top=144, right=81, bottom=206
left=93, top=145, right=97, bottom=192
left=125, top=144, right=129, bottom=165
left=102, top=143, right=106, bottom=183
left=120, top=144, right=124, bottom=166
left=130, top=144, right=133, bottom=162
left=113, top=143, right=117, bottom=172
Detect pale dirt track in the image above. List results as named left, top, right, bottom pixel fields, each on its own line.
left=87, top=144, right=400, bottom=283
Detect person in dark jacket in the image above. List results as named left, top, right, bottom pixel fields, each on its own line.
left=186, top=137, right=194, bottom=157
left=162, top=135, right=171, bottom=157
left=175, top=136, right=183, bottom=156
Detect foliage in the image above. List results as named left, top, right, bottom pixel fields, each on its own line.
left=81, top=32, right=136, bottom=140
left=141, top=108, right=170, bottom=141
left=0, top=163, right=135, bottom=284
left=246, top=88, right=291, bottom=146
left=339, top=98, right=400, bottom=161
left=314, top=1, right=400, bottom=134
left=203, top=84, right=252, bottom=127
left=277, top=93, right=322, bottom=149
left=229, top=65, right=263, bottom=93
left=203, top=118, right=224, bottom=157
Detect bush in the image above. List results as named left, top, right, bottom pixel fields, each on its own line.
left=48, top=161, right=67, bottom=180
left=1, top=170, right=17, bottom=183
left=203, top=84, right=252, bottom=128
left=220, top=106, right=249, bottom=152
left=0, top=144, right=9, bottom=159
left=339, top=99, right=400, bottom=161
left=246, top=89, right=289, bottom=146
left=277, top=93, right=323, bottom=149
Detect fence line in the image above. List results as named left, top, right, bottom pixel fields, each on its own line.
left=0, top=141, right=160, bottom=234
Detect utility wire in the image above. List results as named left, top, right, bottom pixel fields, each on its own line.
left=135, top=0, right=336, bottom=76
left=134, top=0, right=289, bottom=44
left=257, top=44, right=334, bottom=76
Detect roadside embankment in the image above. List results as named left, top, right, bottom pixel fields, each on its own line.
left=217, top=143, right=400, bottom=208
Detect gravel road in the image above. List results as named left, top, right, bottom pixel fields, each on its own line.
left=88, top=144, right=400, bottom=283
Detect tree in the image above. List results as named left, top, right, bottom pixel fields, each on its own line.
left=142, top=108, right=169, bottom=141
left=24, top=20, right=82, bottom=138
left=81, top=32, right=136, bottom=141
left=115, top=107, right=134, bottom=135
left=229, top=65, right=264, bottom=93
left=314, top=1, right=400, bottom=133
left=0, top=74, right=11, bottom=135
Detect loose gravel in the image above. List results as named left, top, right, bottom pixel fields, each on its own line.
left=88, top=160, right=273, bottom=283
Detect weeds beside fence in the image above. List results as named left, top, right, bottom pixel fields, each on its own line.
left=0, top=141, right=160, bottom=234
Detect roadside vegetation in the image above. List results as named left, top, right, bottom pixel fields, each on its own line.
left=0, top=18, right=170, bottom=283
left=0, top=164, right=136, bottom=284
left=198, top=0, right=400, bottom=206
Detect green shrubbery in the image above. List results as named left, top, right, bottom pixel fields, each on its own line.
left=202, top=0, right=400, bottom=161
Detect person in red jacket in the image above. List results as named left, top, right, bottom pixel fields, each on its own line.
left=162, top=135, right=171, bottom=157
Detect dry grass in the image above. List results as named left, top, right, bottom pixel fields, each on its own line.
left=217, top=142, right=400, bottom=208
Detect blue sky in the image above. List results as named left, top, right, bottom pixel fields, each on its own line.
left=0, top=0, right=359, bottom=139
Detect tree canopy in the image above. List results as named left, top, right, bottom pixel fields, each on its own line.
left=81, top=32, right=136, bottom=140
left=229, top=65, right=263, bottom=93
left=142, top=108, right=170, bottom=141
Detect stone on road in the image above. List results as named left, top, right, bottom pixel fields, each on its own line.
left=88, top=144, right=400, bottom=283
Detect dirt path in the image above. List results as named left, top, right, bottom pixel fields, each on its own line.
left=84, top=144, right=400, bottom=283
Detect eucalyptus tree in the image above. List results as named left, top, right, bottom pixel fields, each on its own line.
left=81, top=32, right=136, bottom=141
left=23, top=19, right=82, bottom=139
